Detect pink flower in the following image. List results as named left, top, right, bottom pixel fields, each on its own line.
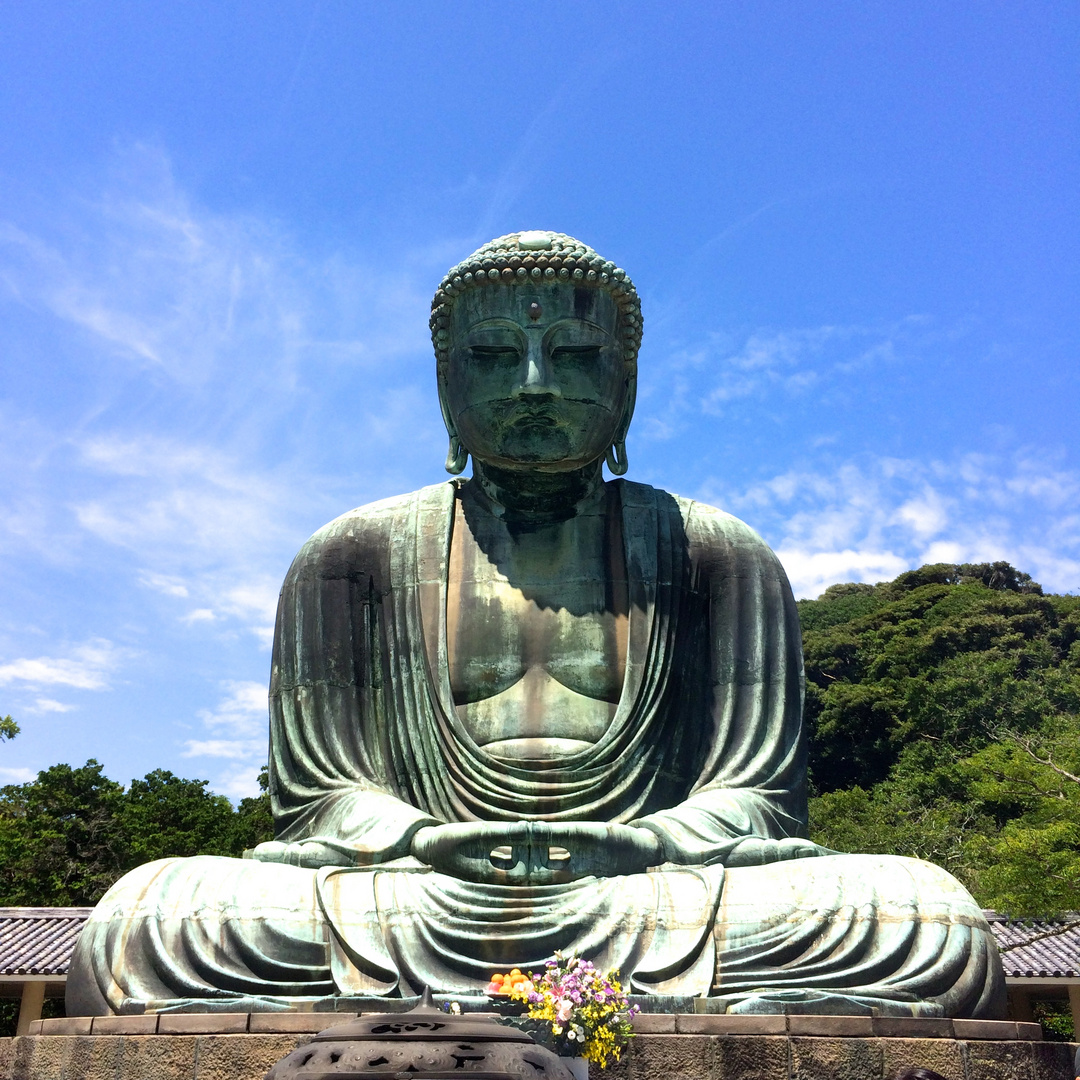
left=556, top=999, right=574, bottom=1023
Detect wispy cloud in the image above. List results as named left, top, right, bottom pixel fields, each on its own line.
left=0, top=143, right=447, bottom=654
left=637, top=315, right=948, bottom=441
left=0, top=767, right=37, bottom=785
left=192, top=680, right=267, bottom=733
left=0, top=639, right=121, bottom=691
left=182, top=680, right=268, bottom=796
left=70, top=434, right=298, bottom=644
left=0, top=143, right=450, bottom=794
left=27, top=698, right=76, bottom=715
left=139, top=572, right=189, bottom=598
left=702, top=451, right=1080, bottom=599
left=0, top=144, right=432, bottom=387
left=180, top=609, right=216, bottom=625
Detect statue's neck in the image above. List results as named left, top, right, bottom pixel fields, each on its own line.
left=466, top=460, right=607, bottom=526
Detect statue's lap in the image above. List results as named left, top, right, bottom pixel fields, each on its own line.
left=69, top=850, right=1003, bottom=1017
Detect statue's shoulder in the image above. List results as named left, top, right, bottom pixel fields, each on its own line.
left=313, top=484, right=445, bottom=539
left=618, top=479, right=771, bottom=549
left=617, top=479, right=783, bottom=578
left=287, top=483, right=452, bottom=579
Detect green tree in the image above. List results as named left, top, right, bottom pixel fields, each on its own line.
left=231, top=765, right=274, bottom=853
left=802, top=562, right=1080, bottom=916
left=961, top=722, right=1080, bottom=914
left=0, top=760, right=128, bottom=906
left=119, top=770, right=242, bottom=863
left=0, top=761, right=275, bottom=907
left=0, top=714, right=19, bottom=741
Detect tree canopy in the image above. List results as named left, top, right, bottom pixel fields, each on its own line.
left=802, top=561, right=1080, bottom=916
left=0, top=762, right=272, bottom=906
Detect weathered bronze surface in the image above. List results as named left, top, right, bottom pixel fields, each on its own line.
left=66, top=231, right=1007, bottom=1020
left=264, top=990, right=572, bottom=1080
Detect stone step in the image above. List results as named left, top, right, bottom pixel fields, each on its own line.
left=23, top=1012, right=1046, bottom=1040
left=2, top=1031, right=1078, bottom=1080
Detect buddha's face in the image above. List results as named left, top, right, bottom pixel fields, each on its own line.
left=444, top=283, right=629, bottom=472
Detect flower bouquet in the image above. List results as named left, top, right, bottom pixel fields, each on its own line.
left=487, top=954, right=639, bottom=1069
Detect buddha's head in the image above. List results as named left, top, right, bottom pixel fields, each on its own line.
left=430, top=231, right=642, bottom=476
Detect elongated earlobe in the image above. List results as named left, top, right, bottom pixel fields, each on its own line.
left=605, top=441, right=629, bottom=476
left=445, top=435, right=469, bottom=475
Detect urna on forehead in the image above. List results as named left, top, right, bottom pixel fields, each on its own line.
left=429, top=230, right=643, bottom=367
left=448, top=279, right=617, bottom=329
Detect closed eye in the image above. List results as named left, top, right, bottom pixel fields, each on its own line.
left=551, top=345, right=602, bottom=363
left=470, top=345, right=521, bottom=362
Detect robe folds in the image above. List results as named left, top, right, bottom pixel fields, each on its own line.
left=66, top=481, right=1006, bottom=1018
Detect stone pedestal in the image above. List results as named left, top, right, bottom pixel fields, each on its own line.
left=1, top=1013, right=1076, bottom=1080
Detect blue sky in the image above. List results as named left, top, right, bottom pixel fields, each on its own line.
left=1, top=2, right=1077, bottom=797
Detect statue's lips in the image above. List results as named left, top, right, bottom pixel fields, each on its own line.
left=502, top=404, right=565, bottom=428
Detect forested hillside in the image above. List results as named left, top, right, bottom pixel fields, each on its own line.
left=803, top=562, right=1080, bottom=916
left=1, top=560, right=1076, bottom=917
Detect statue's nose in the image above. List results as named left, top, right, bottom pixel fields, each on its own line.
left=512, top=341, right=562, bottom=399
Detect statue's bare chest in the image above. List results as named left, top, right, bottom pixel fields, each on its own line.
left=446, top=494, right=628, bottom=762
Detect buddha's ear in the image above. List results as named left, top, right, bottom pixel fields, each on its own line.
left=436, top=372, right=469, bottom=475
left=605, top=368, right=636, bottom=477
left=436, top=371, right=454, bottom=435
left=615, top=366, right=637, bottom=444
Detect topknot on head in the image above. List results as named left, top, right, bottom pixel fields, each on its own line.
left=429, top=231, right=642, bottom=369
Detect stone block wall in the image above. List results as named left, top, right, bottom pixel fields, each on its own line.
left=0, top=1013, right=1076, bottom=1080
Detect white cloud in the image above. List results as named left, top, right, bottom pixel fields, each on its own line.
left=776, top=548, right=911, bottom=601
left=213, top=763, right=266, bottom=801
left=0, top=767, right=36, bottom=784
left=703, top=451, right=1080, bottom=599
left=139, top=572, right=190, bottom=598
left=218, top=581, right=280, bottom=631
left=0, top=639, right=120, bottom=691
left=183, top=739, right=262, bottom=760
left=27, top=698, right=75, bottom=714
left=195, top=680, right=267, bottom=733
left=920, top=540, right=969, bottom=565
left=894, top=489, right=951, bottom=540
left=182, top=680, right=268, bottom=794
left=181, top=608, right=216, bottom=624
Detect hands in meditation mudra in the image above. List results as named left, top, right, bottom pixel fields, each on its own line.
left=68, top=232, right=1005, bottom=1019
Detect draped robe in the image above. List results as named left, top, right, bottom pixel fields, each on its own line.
left=66, top=480, right=1006, bottom=1018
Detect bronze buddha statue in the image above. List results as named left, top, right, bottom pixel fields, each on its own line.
left=67, top=232, right=1005, bottom=1019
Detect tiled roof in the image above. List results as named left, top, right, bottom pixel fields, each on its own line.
left=0, top=908, right=92, bottom=977
left=984, top=910, right=1080, bottom=979
left=0, top=907, right=1077, bottom=981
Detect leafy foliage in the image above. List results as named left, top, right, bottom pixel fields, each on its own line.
left=0, top=762, right=273, bottom=906
left=802, top=562, right=1080, bottom=916
left=0, top=714, right=19, bottom=741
